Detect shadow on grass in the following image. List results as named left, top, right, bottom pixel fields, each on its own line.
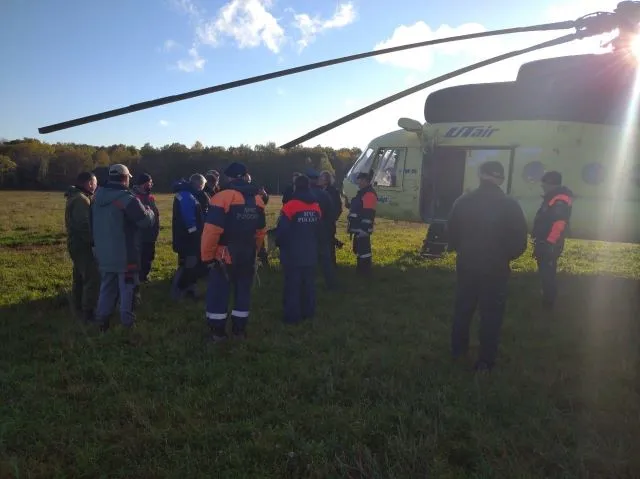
left=1, top=261, right=639, bottom=478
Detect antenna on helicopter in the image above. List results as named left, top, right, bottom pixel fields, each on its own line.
left=37, top=2, right=640, bottom=139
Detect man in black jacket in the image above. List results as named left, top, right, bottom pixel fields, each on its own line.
left=531, top=171, right=573, bottom=310
left=307, top=168, right=337, bottom=290
left=320, top=170, right=343, bottom=265
left=282, top=172, right=301, bottom=205
left=446, top=160, right=528, bottom=371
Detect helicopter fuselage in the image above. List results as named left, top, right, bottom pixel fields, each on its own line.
left=343, top=117, right=640, bottom=244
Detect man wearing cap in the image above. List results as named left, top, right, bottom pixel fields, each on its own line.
left=531, top=171, right=573, bottom=310
left=347, top=170, right=378, bottom=276
left=133, top=173, right=160, bottom=283
left=91, top=163, right=156, bottom=331
left=201, top=162, right=267, bottom=342
left=170, top=173, right=207, bottom=300
left=446, top=160, right=528, bottom=371
left=307, top=168, right=338, bottom=289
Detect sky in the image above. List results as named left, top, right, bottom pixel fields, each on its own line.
left=0, top=0, right=622, bottom=150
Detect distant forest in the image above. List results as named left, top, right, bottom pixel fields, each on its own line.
left=0, top=138, right=363, bottom=194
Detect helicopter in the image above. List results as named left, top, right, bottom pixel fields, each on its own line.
left=38, top=2, right=640, bottom=255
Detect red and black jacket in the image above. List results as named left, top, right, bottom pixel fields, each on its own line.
left=532, top=185, right=573, bottom=248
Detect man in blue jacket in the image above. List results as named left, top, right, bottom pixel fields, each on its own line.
left=275, top=174, right=322, bottom=324
left=170, top=173, right=207, bottom=300
left=91, top=164, right=156, bottom=331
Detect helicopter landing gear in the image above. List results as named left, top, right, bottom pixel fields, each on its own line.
left=420, top=222, right=448, bottom=259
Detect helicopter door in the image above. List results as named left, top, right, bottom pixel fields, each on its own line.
left=462, top=148, right=514, bottom=194
left=427, top=147, right=467, bottom=220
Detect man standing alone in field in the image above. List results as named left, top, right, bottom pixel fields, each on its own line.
left=64, top=171, right=100, bottom=322
left=446, top=161, right=528, bottom=371
left=91, top=164, right=156, bottom=331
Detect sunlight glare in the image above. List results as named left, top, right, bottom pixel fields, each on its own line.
left=632, top=35, right=640, bottom=58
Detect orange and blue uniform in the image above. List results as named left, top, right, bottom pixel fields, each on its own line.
left=347, top=184, right=377, bottom=275
left=201, top=166, right=266, bottom=341
left=274, top=189, right=322, bottom=323
left=532, top=184, right=573, bottom=307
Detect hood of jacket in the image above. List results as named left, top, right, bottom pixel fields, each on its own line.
left=64, top=185, right=92, bottom=199
left=543, top=185, right=574, bottom=201
left=172, top=179, right=196, bottom=194
left=94, top=182, right=133, bottom=207
left=291, top=190, right=317, bottom=204
left=225, top=179, right=259, bottom=197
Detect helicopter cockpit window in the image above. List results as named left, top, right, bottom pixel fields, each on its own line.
left=372, top=148, right=402, bottom=187
left=522, top=161, right=545, bottom=183
left=582, top=163, right=605, bottom=185
left=347, top=147, right=375, bottom=183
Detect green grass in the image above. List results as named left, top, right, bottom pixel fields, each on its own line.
left=1, top=190, right=639, bottom=478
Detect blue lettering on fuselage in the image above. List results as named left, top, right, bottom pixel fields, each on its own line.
left=443, top=125, right=499, bottom=138
left=378, top=196, right=390, bottom=204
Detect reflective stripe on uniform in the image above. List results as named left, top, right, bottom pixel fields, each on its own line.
left=206, top=312, right=227, bottom=320
left=231, top=310, right=249, bottom=318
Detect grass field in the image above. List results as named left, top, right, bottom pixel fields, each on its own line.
left=1, top=190, right=639, bottom=478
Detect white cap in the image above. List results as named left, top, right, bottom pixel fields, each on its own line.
left=108, top=163, right=132, bottom=178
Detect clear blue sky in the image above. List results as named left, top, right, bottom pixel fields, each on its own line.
left=1, top=0, right=616, bottom=149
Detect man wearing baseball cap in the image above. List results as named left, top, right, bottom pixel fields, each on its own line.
left=133, top=172, right=160, bottom=283
left=446, top=160, right=528, bottom=371
left=91, top=163, right=156, bottom=332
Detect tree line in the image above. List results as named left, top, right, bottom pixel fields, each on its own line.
left=0, top=139, right=363, bottom=193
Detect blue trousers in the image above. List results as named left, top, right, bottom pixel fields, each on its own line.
left=205, top=264, right=254, bottom=335
left=282, top=265, right=316, bottom=324
left=536, top=256, right=558, bottom=305
left=95, top=271, right=139, bottom=328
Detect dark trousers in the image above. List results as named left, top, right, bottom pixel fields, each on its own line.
left=171, top=254, right=206, bottom=299
left=282, top=265, right=316, bottom=324
left=70, top=249, right=100, bottom=314
left=318, top=238, right=337, bottom=288
left=536, top=256, right=558, bottom=306
left=205, top=263, right=254, bottom=336
left=352, top=234, right=372, bottom=275
left=451, top=268, right=509, bottom=368
left=139, top=242, right=156, bottom=282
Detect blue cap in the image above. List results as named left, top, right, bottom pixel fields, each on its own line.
left=224, top=162, right=247, bottom=179
left=305, top=168, right=320, bottom=179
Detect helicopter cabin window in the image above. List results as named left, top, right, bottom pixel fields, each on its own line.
left=523, top=161, right=545, bottom=183
left=347, top=147, right=375, bottom=183
left=582, top=163, right=605, bottom=186
left=372, top=148, right=404, bottom=188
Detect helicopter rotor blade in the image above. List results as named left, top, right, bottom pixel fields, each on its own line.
left=278, top=33, right=581, bottom=149
left=37, top=20, right=579, bottom=134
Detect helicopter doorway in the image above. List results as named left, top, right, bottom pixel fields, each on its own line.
left=420, top=146, right=515, bottom=257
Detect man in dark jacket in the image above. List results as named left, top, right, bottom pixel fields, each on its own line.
left=320, top=170, right=343, bottom=265
left=133, top=173, right=160, bottom=283
left=64, top=171, right=99, bottom=322
left=275, top=174, right=322, bottom=324
left=282, top=172, right=301, bottom=205
left=531, top=171, right=573, bottom=310
left=446, top=160, right=528, bottom=371
left=204, top=170, right=221, bottom=197
left=92, top=164, right=156, bottom=331
left=171, top=173, right=207, bottom=300
left=347, top=170, right=377, bottom=276
left=307, top=168, right=337, bottom=290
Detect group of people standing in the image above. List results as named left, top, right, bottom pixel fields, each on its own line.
left=63, top=157, right=571, bottom=372
left=63, top=160, right=379, bottom=341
